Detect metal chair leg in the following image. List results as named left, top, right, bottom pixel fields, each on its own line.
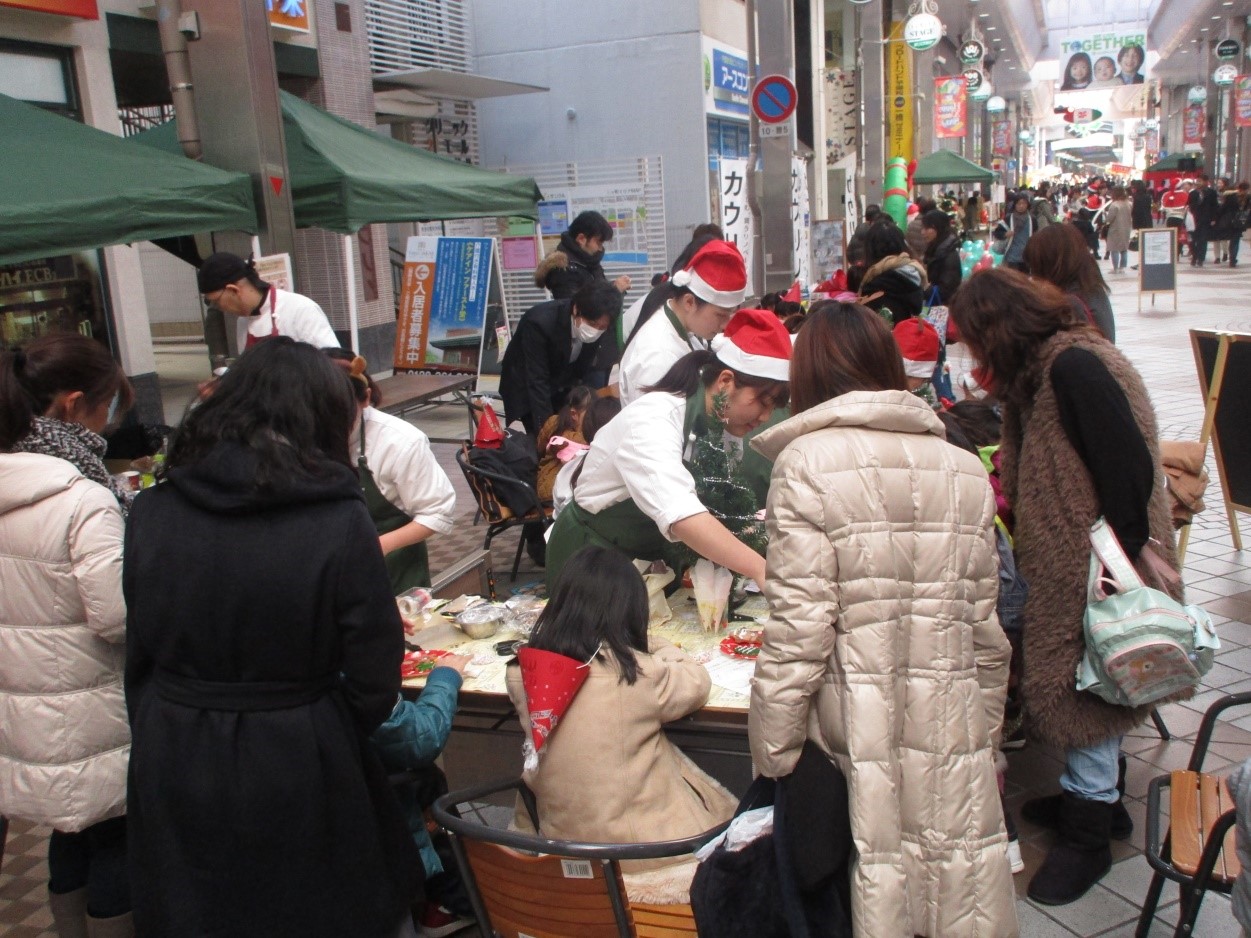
left=511, top=530, right=525, bottom=583
left=1151, top=708, right=1171, bottom=741
left=0, top=815, right=8, bottom=876
left=1135, top=869, right=1168, bottom=937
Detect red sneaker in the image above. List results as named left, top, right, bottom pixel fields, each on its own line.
left=417, top=904, right=474, bottom=937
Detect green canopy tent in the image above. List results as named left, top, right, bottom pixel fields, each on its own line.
left=0, top=93, right=257, bottom=267
left=912, top=150, right=995, bottom=185
left=1146, top=153, right=1205, bottom=173
left=133, top=90, right=542, bottom=232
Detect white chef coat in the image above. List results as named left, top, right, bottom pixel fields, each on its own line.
left=360, top=407, right=456, bottom=534
left=572, top=392, right=706, bottom=541
left=236, top=288, right=340, bottom=350
left=616, top=303, right=705, bottom=406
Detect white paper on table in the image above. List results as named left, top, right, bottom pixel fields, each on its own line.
left=702, top=655, right=756, bottom=697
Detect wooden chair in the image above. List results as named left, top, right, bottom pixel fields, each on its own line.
left=431, top=778, right=726, bottom=938
left=455, top=444, right=553, bottom=595
left=1136, top=692, right=1251, bottom=937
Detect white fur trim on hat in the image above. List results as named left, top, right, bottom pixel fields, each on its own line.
left=671, top=268, right=747, bottom=307
left=903, top=359, right=938, bottom=379
left=711, top=333, right=791, bottom=381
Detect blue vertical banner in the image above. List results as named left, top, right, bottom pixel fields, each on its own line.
left=397, top=236, right=494, bottom=374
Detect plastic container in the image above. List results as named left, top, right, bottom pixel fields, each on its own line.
left=455, top=603, right=507, bottom=640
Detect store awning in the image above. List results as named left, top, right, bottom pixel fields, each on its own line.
left=0, top=93, right=258, bottom=268
left=912, top=150, right=995, bottom=185
left=133, top=90, right=542, bottom=233
left=1146, top=152, right=1204, bottom=173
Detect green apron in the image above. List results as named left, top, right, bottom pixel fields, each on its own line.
left=545, top=393, right=705, bottom=591
left=358, top=421, right=430, bottom=594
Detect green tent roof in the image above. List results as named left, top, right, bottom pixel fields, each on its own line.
left=134, top=91, right=542, bottom=233
left=1145, top=152, right=1204, bottom=173
left=912, top=149, right=995, bottom=185
left=0, top=93, right=257, bottom=268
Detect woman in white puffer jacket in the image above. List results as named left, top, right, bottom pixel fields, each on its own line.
left=0, top=334, right=133, bottom=938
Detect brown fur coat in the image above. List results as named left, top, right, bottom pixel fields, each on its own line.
left=1001, top=329, right=1187, bottom=750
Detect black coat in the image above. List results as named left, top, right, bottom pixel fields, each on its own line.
left=925, top=235, right=963, bottom=304
left=861, top=266, right=926, bottom=325
left=1131, top=190, right=1154, bottom=230
left=1189, top=187, right=1220, bottom=228
left=1211, top=193, right=1246, bottom=240
left=535, top=231, right=607, bottom=299
left=124, top=445, right=418, bottom=938
left=499, top=298, right=604, bottom=430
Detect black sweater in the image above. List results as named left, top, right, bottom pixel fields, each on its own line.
left=1050, top=347, right=1154, bottom=558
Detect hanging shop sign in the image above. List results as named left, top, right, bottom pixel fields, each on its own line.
left=992, top=119, right=1013, bottom=156
left=962, top=68, right=984, bottom=95
left=823, top=67, right=860, bottom=164
left=887, top=20, right=915, bottom=161
left=960, top=40, right=985, bottom=64
left=1189, top=85, right=1209, bottom=104
left=986, top=95, right=1006, bottom=113
left=1235, top=76, right=1251, bottom=128
left=702, top=38, right=750, bottom=118
left=1217, top=39, right=1242, bottom=61
left=718, top=159, right=755, bottom=294
left=1063, top=107, right=1103, bottom=123
left=904, top=13, right=943, bottom=52
left=1183, top=103, right=1207, bottom=151
left=1215, top=64, right=1239, bottom=86
left=266, top=0, right=310, bottom=33
left=934, top=76, right=968, bottom=139
left=970, top=80, right=992, bottom=102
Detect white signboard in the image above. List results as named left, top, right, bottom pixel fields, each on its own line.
left=823, top=68, right=859, bottom=165
left=719, top=158, right=755, bottom=294
left=791, top=157, right=811, bottom=287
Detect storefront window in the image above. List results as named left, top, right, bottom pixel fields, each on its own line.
left=0, top=39, right=108, bottom=353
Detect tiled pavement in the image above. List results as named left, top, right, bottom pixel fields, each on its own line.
left=4, top=260, right=1251, bottom=936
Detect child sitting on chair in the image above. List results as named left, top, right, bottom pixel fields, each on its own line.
left=505, top=546, right=735, bottom=904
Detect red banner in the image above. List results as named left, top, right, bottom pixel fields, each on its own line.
left=0, top=0, right=96, bottom=17
left=991, top=119, right=1012, bottom=157
left=1236, top=77, right=1251, bottom=129
left=933, top=76, right=968, bottom=139
left=1183, top=103, right=1206, bottom=150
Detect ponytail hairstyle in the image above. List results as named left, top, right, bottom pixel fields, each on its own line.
left=554, top=385, right=593, bottom=437
left=642, top=349, right=789, bottom=411
left=0, top=334, right=133, bottom=450
left=324, top=348, right=382, bottom=408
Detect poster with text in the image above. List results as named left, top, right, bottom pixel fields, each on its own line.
left=934, top=76, right=968, bottom=139
left=792, top=158, right=811, bottom=288
left=992, top=119, right=1013, bottom=157
left=702, top=37, right=750, bottom=117
left=887, top=20, right=914, bottom=161
left=719, top=158, right=754, bottom=295
left=393, top=236, right=494, bottom=375
left=1184, top=103, right=1207, bottom=151
left=1055, top=28, right=1147, bottom=93
left=823, top=68, right=859, bottom=164
left=541, top=185, right=650, bottom=266
left=1236, top=77, right=1251, bottom=129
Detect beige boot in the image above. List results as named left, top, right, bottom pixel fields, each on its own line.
left=47, top=887, right=89, bottom=938
left=86, top=911, right=134, bottom=938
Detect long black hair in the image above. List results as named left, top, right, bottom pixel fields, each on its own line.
left=643, top=349, right=789, bottom=410
left=0, top=334, right=132, bottom=450
left=167, top=338, right=358, bottom=488
left=529, top=545, right=649, bottom=684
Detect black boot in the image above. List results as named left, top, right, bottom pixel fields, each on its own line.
left=1021, top=754, right=1133, bottom=839
left=1027, top=793, right=1113, bottom=905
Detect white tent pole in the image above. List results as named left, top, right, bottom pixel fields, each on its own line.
left=343, top=233, right=361, bottom=354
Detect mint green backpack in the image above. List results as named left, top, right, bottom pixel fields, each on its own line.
left=1075, top=518, right=1219, bottom=708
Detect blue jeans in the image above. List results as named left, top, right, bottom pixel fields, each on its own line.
left=1111, top=250, right=1128, bottom=269
left=1061, top=735, right=1123, bottom=803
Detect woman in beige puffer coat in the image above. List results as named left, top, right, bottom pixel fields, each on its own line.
left=748, top=302, right=1017, bottom=937
left=0, top=336, right=132, bottom=937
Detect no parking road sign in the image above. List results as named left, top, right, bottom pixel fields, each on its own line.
left=751, top=75, right=797, bottom=125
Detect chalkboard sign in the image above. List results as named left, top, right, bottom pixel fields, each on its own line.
left=1138, top=228, right=1177, bottom=305
left=1191, top=329, right=1251, bottom=549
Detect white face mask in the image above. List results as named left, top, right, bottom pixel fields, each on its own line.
left=574, top=319, right=606, bottom=343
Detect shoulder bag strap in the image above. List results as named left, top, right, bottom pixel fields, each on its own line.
left=1089, top=517, right=1146, bottom=595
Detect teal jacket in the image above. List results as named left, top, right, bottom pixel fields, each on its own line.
left=370, top=667, right=462, bottom=876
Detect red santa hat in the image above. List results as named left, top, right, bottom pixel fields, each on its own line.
left=782, top=280, right=802, bottom=303
left=893, top=317, right=940, bottom=379
left=710, top=308, right=792, bottom=382
left=671, top=239, right=748, bottom=307
left=517, top=645, right=591, bottom=770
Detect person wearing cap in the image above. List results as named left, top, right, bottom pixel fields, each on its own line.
left=500, top=280, right=623, bottom=435
left=197, top=252, right=339, bottom=352
left=617, top=239, right=748, bottom=406
left=894, top=316, right=942, bottom=406
left=544, top=308, right=790, bottom=590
